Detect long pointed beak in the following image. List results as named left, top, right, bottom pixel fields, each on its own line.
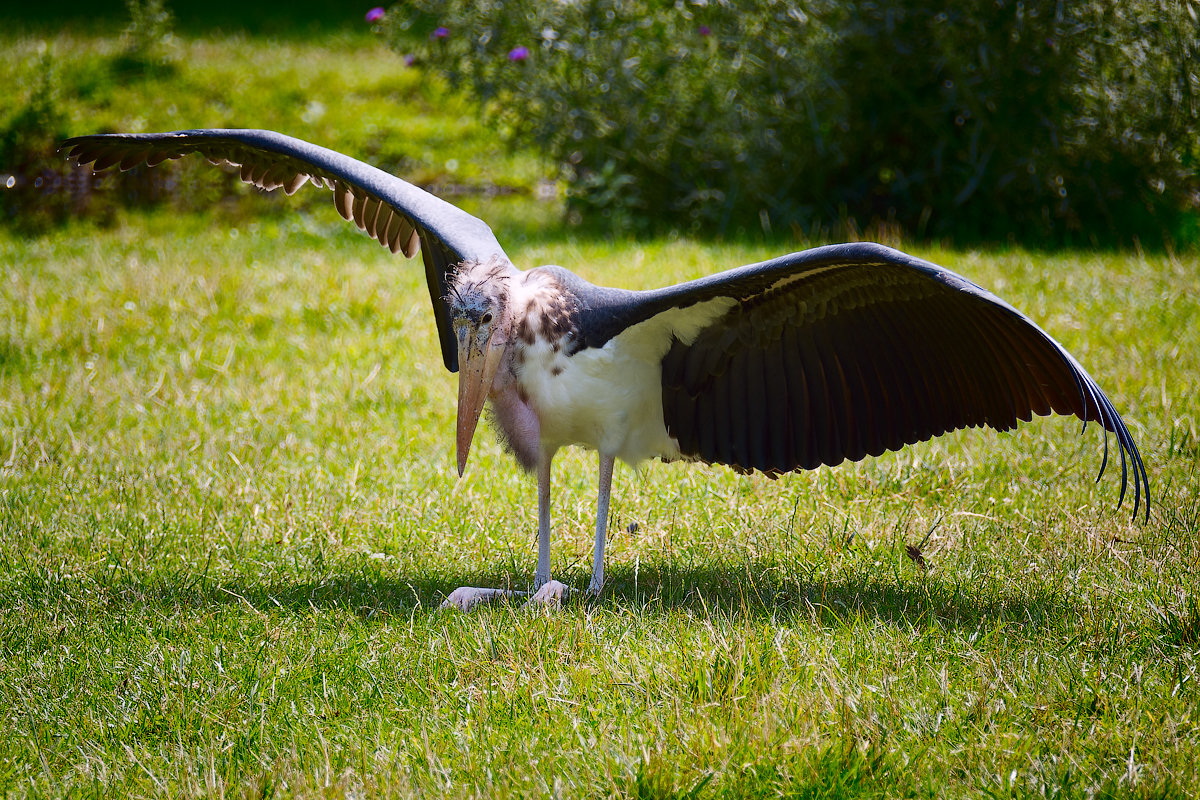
left=455, top=334, right=505, bottom=476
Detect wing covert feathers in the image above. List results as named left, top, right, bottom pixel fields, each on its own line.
left=657, top=244, right=1148, bottom=520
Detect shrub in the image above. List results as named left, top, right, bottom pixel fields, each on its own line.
left=2, top=1, right=181, bottom=231
left=384, top=0, right=1199, bottom=245
left=823, top=0, right=1200, bottom=244
left=0, top=50, right=75, bottom=232
left=111, top=0, right=178, bottom=78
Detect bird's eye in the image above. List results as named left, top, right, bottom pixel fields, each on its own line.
left=481, top=312, right=493, bottom=324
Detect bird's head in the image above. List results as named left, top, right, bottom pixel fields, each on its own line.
left=447, top=261, right=513, bottom=477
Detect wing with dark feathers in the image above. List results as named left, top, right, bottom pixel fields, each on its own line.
left=577, top=242, right=1148, bottom=521
left=60, top=128, right=511, bottom=372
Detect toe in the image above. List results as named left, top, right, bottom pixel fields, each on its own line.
left=525, top=579, right=572, bottom=609
left=440, top=586, right=509, bottom=611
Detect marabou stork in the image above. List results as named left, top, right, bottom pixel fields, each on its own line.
left=62, top=129, right=1150, bottom=610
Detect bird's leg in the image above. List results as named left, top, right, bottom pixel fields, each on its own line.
left=587, top=454, right=615, bottom=596
left=527, top=447, right=574, bottom=609
left=527, top=452, right=615, bottom=607
left=533, top=447, right=554, bottom=589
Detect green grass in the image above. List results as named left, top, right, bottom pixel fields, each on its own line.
left=2, top=209, right=1199, bottom=797
left=3, top=18, right=1200, bottom=800
left=2, top=28, right=547, bottom=195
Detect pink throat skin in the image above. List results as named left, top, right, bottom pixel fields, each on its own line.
left=487, top=361, right=542, bottom=471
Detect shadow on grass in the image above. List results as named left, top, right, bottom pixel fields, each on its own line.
left=182, top=558, right=1070, bottom=635
left=598, top=561, right=1064, bottom=632
left=2, top=556, right=1069, bottom=634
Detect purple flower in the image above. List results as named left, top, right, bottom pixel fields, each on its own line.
left=365, top=7, right=385, bottom=23
left=404, top=54, right=416, bottom=67
left=508, top=46, right=529, bottom=62
left=698, top=24, right=711, bottom=36
left=433, top=26, right=449, bottom=39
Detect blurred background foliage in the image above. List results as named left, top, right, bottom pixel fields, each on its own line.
left=2, top=0, right=1197, bottom=246
left=0, top=0, right=365, bottom=36
left=387, top=0, right=1199, bottom=245
left=0, top=0, right=546, bottom=235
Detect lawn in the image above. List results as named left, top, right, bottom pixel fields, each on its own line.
left=3, top=208, right=1199, bottom=797
left=3, top=18, right=1200, bottom=800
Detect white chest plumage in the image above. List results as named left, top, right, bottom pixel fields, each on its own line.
left=515, top=294, right=736, bottom=465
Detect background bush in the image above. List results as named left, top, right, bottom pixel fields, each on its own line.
left=0, top=49, right=75, bottom=232
left=386, top=0, right=1199, bottom=245
left=1, top=1, right=179, bottom=231
left=1, top=1, right=547, bottom=233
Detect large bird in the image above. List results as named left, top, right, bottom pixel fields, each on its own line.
left=62, top=129, right=1150, bottom=609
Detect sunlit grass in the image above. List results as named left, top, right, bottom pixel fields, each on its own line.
left=3, top=16, right=1199, bottom=800
left=2, top=206, right=1198, bottom=797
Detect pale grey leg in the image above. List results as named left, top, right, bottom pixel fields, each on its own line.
left=527, top=447, right=571, bottom=608
left=533, top=448, right=553, bottom=589
left=587, top=454, right=615, bottom=596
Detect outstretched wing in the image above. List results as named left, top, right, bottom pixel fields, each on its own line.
left=61, top=128, right=511, bottom=372
left=579, top=242, right=1148, bottom=520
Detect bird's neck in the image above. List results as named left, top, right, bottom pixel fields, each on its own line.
left=487, top=355, right=541, bottom=472
left=475, top=267, right=584, bottom=473
left=508, top=268, right=580, bottom=349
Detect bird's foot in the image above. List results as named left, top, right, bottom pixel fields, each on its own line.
left=523, top=579, right=572, bottom=610
left=440, top=586, right=520, bottom=612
